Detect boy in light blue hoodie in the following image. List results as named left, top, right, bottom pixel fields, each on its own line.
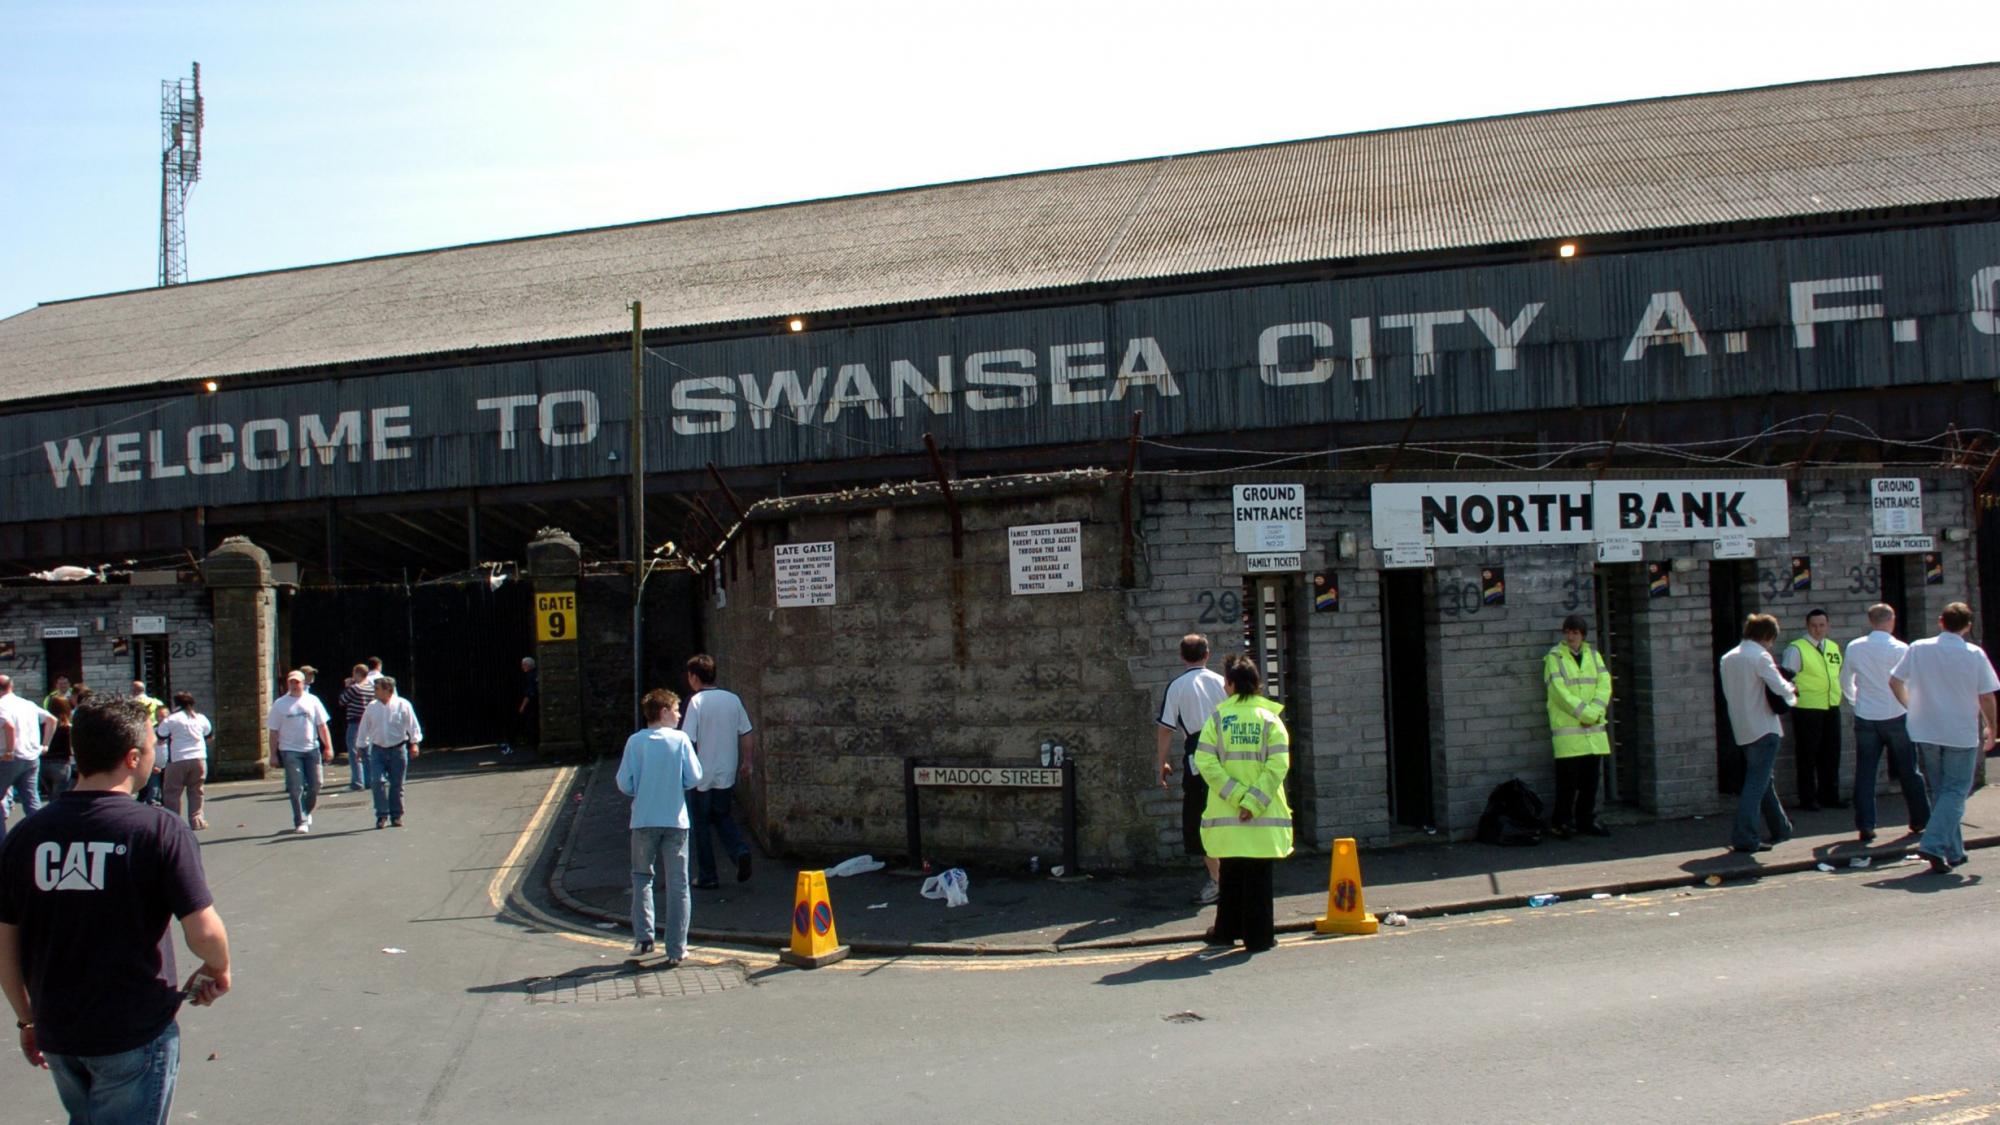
left=615, top=689, right=703, bottom=964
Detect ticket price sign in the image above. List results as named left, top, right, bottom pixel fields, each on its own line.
left=774, top=541, right=837, bottom=607
left=1008, top=522, right=1082, bottom=595
left=535, top=592, right=578, bottom=642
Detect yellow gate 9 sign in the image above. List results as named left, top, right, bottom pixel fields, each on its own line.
left=535, top=592, right=577, bottom=642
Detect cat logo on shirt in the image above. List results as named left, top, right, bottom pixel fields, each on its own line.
left=34, top=841, right=122, bottom=891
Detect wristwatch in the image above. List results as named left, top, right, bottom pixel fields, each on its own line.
left=15, top=1018, right=31, bottom=1030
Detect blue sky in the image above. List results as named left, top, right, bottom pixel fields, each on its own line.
left=2, top=1, right=1990, bottom=321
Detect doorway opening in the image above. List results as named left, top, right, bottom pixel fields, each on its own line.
left=1593, top=565, right=1643, bottom=804
left=1381, top=569, right=1435, bottom=829
left=1709, top=560, right=1751, bottom=793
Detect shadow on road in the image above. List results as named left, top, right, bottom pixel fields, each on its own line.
left=1095, top=949, right=1245, bottom=986
left=1862, top=871, right=1984, bottom=893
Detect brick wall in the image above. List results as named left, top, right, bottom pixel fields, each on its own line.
left=705, top=476, right=1160, bottom=870
left=0, top=580, right=215, bottom=709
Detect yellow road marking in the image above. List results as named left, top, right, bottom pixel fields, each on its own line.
left=1779, top=1089, right=1977, bottom=1125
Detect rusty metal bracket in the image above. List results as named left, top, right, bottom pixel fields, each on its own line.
left=1379, top=404, right=1425, bottom=480
left=705, top=462, right=750, bottom=525
left=1119, top=411, right=1142, bottom=588
left=1593, top=408, right=1630, bottom=478
left=924, top=434, right=963, bottom=559
left=1789, top=411, right=1837, bottom=476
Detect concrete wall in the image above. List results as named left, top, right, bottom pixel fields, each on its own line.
left=696, top=468, right=1980, bottom=869
left=705, top=478, right=1160, bottom=870
left=0, top=579, right=215, bottom=709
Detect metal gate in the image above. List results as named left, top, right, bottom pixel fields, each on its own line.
left=286, top=576, right=535, bottom=748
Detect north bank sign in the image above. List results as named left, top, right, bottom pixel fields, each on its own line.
left=4, top=221, right=1998, bottom=521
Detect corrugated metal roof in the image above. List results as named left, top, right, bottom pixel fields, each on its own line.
left=4, top=63, right=1998, bottom=407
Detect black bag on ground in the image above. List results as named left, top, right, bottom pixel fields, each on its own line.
left=1476, top=778, right=1547, bottom=846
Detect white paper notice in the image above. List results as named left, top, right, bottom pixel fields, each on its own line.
left=1008, top=522, right=1083, bottom=595
left=773, top=542, right=837, bottom=607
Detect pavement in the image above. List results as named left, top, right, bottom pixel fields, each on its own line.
left=549, top=755, right=2000, bottom=955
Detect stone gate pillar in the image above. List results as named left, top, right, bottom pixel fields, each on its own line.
left=527, top=528, right=584, bottom=760
left=202, top=537, right=274, bottom=781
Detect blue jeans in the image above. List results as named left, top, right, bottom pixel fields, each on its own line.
left=370, top=743, right=409, bottom=819
left=346, top=719, right=369, bottom=789
left=48, top=1019, right=180, bottom=1125
left=280, top=751, right=322, bottom=827
left=1732, top=734, right=1793, bottom=851
left=689, top=787, right=749, bottom=885
left=0, top=758, right=42, bottom=846
left=1916, top=744, right=1976, bottom=865
left=630, top=826, right=691, bottom=957
left=1853, top=715, right=1929, bottom=833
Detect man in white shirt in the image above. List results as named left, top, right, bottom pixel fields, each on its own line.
left=1890, top=602, right=1999, bottom=873
left=681, top=654, right=755, bottom=889
left=267, top=671, right=333, bottom=834
left=1840, top=603, right=1928, bottom=843
left=0, top=675, right=57, bottom=844
left=357, top=676, right=424, bottom=830
left=1156, top=633, right=1227, bottom=905
left=1719, top=613, right=1796, bottom=854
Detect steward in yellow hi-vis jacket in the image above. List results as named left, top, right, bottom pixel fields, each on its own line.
left=1544, top=613, right=1613, bottom=838
left=1194, top=653, right=1292, bottom=953
left=1781, top=608, right=1844, bottom=810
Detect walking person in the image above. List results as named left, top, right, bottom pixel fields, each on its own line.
left=616, top=689, right=702, bottom=965
left=1720, top=614, right=1797, bottom=854
left=0, top=675, right=56, bottom=845
left=36, top=697, right=73, bottom=803
left=358, top=676, right=423, bottom=830
left=155, top=693, right=213, bottom=831
left=1156, top=633, right=1227, bottom=905
left=1840, top=603, right=1928, bottom=843
left=39, top=676, right=72, bottom=713
left=513, top=657, right=539, bottom=754
left=338, top=664, right=373, bottom=791
left=267, top=671, right=333, bottom=834
left=1193, top=653, right=1293, bottom=954
left=0, top=697, right=232, bottom=1124
left=1890, top=602, right=1999, bottom=873
left=681, top=654, right=755, bottom=889
left=1544, top=613, right=1614, bottom=837
left=1782, top=608, right=1846, bottom=810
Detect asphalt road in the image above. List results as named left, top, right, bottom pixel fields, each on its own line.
left=4, top=756, right=1998, bottom=1124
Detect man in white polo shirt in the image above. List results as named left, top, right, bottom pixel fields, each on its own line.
left=681, top=654, right=755, bottom=889
left=1840, top=603, right=1928, bottom=843
left=1891, top=601, right=1999, bottom=873
left=1156, top=633, right=1227, bottom=905
left=266, top=671, right=333, bottom=834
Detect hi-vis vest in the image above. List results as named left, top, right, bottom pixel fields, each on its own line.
left=1543, top=643, right=1611, bottom=759
left=1786, top=637, right=1843, bottom=711
left=1193, top=694, right=1294, bottom=859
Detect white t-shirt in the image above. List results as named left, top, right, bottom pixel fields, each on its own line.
left=0, top=692, right=54, bottom=761
left=1841, top=630, right=1909, bottom=721
left=681, top=686, right=752, bottom=791
left=1159, top=666, right=1227, bottom=749
left=266, top=691, right=331, bottom=753
left=1892, top=632, right=2000, bottom=748
left=156, top=711, right=213, bottom=762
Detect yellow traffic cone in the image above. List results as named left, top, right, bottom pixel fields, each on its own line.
left=1314, top=837, right=1379, bottom=935
left=780, top=869, right=852, bottom=968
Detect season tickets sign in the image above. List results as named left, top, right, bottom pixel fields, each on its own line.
left=1372, top=480, right=1790, bottom=548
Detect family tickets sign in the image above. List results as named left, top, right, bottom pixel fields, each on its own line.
left=1371, top=480, right=1792, bottom=549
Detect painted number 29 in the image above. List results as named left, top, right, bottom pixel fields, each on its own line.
left=1195, top=590, right=1242, bottom=625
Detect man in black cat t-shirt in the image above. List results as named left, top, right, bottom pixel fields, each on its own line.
left=0, top=697, right=232, bottom=1123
